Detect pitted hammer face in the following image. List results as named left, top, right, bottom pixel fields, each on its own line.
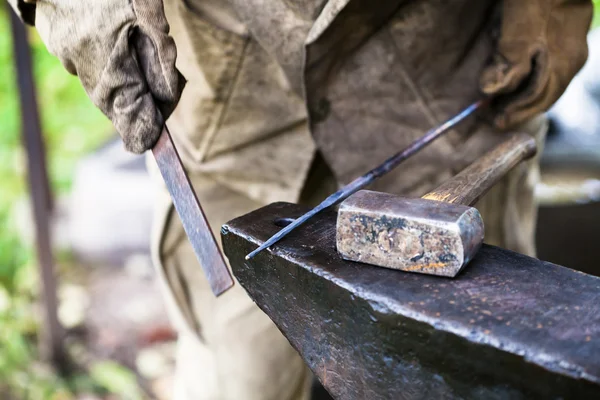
left=337, top=191, right=484, bottom=277
left=336, top=133, right=537, bottom=277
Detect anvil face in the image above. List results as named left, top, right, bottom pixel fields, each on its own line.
left=336, top=190, right=484, bottom=277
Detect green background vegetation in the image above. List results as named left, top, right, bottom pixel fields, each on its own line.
left=0, top=2, right=599, bottom=399
left=0, top=5, right=123, bottom=399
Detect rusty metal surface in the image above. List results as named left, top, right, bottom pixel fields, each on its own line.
left=222, top=202, right=600, bottom=400
left=152, top=127, right=233, bottom=296
left=337, top=190, right=483, bottom=277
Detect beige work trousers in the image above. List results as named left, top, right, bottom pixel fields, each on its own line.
left=147, top=153, right=337, bottom=400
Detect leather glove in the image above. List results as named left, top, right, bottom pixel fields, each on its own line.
left=34, top=0, right=185, bottom=153
left=480, top=0, right=593, bottom=130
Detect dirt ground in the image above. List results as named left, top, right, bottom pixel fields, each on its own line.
left=62, top=260, right=177, bottom=400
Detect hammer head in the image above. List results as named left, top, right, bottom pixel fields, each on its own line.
left=336, top=190, right=484, bottom=277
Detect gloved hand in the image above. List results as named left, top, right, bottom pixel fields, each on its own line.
left=34, top=0, right=185, bottom=153
left=480, top=0, right=593, bottom=130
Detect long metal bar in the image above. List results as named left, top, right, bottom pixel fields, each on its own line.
left=245, top=100, right=487, bottom=260
left=8, top=4, right=65, bottom=366
left=152, top=127, right=234, bottom=296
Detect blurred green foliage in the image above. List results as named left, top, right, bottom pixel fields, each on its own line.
left=0, top=8, right=112, bottom=291
left=0, top=5, right=133, bottom=400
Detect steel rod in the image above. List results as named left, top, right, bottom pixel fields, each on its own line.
left=245, top=100, right=487, bottom=260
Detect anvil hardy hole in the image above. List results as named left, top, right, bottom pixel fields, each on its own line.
left=274, top=217, right=296, bottom=228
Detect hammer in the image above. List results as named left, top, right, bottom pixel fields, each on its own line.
left=336, top=133, right=537, bottom=277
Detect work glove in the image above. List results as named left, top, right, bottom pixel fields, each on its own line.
left=34, top=0, right=185, bottom=153
left=480, top=0, right=593, bottom=130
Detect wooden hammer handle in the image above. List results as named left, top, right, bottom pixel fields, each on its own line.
left=422, top=133, right=537, bottom=206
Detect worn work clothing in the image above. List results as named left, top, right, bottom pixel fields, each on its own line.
left=161, top=0, right=316, bottom=206
left=149, top=117, right=546, bottom=400
left=152, top=1, right=558, bottom=399
left=17, top=0, right=591, bottom=398
left=147, top=160, right=328, bottom=399
left=480, top=0, right=594, bottom=129
left=10, top=0, right=591, bottom=152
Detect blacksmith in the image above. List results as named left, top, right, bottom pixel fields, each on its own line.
left=8, top=0, right=592, bottom=398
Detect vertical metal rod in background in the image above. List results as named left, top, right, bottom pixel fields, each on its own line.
left=7, top=4, right=65, bottom=366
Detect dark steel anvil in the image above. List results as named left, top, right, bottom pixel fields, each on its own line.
left=221, top=202, right=600, bottom=400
